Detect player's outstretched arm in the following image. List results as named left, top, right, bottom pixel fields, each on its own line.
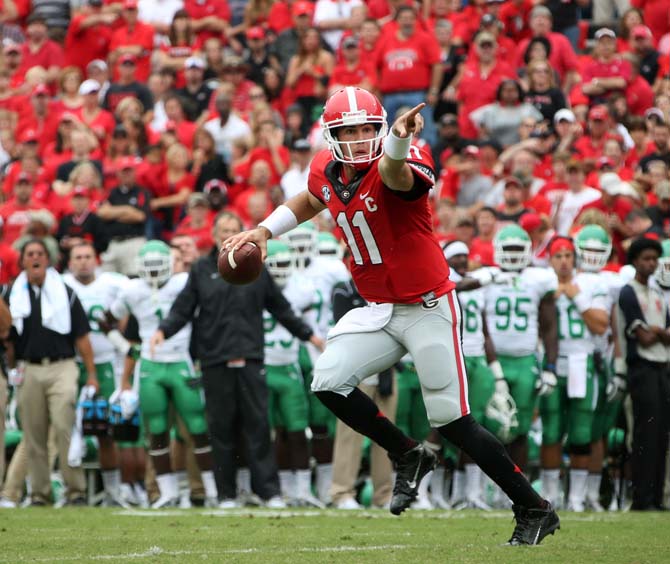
left=378, top=103, right=425, bottom=192
left=223, top=190, right=326, bottom=260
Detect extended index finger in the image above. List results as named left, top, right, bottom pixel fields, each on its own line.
left=404, top=103, right=426, bottom=119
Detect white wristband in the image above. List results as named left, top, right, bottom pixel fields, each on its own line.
left=614, top=357, right=627, bottom=376
left=573, top=292, right=590, bottom=314
left=107, top=329, right=130, bottom=356
left=489, top=360, right=504, bottom=381
left=384, top=130, right=413, bottom=160
left=258, top=204, right=298, bottom=238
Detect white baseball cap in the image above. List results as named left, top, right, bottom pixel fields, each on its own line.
left=79, top=79, right=101, bottom=95
left=554, top=109, right=576, bottom=124
left=184, top=56, right=205, bottom=70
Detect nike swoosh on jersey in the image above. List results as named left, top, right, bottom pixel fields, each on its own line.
left=359, top=190, right=371, bottom=200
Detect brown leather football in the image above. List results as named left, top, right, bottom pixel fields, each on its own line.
left=218, top=242, right=263, bottom=285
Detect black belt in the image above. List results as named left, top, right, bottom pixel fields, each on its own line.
left=25, top=356, right=73, bottom=366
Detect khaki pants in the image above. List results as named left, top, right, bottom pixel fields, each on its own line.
left=2, top=431, right=59, bottom=503
left=19, top=359, right=85, bottom=502
left=330, top=381, right=398, bottom=507
left=100, top=237, right=146, bottom=277
left=0, top=376, right=6, bottom=489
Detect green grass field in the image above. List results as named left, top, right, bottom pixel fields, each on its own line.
left=1, top=508, right=669, bottom=563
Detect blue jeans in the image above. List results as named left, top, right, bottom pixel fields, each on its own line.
left=382, top=90, right=438, bottom=147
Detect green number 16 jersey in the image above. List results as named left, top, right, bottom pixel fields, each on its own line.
left=485, top=267, right=557, bottom=357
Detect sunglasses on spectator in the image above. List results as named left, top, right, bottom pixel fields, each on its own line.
left=479, top=42, right=494, bottom=49
left=249, top=92, right=266, bottom=99
left=532, top=68, right=550, bottom=74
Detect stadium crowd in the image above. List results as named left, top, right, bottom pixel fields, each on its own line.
left=0, top=0, right=670, bottom=512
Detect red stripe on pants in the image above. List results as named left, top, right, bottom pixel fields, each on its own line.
left=446, top=291, right=469, bottom=416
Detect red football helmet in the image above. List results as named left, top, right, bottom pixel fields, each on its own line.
left=320, top=87, right=388, bottom=169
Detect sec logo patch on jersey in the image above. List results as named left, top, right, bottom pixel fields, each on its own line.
left=321, top=185, right=331, bottom=202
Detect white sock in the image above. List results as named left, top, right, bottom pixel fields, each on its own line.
left=464, top=464, right=482, bottom=502
left=201, top=470, right=218, bottom=500
left=295, top=469, right=312, bottom=500
left=156, top=473, right=178, bottom=499
left=450, top=469, right=465, bottom=504
left=102, top=469, right=121, bottom=497
left=430, top=467, right=446, bottom=501
left=316, top=463, right=333, bottom=503
left=176, top=470, right=190, bottom=499
left=279, top=470, right=295, bottom=499
left=237, top=467, right=251, bottom=495
left=133, top=483, right=149, bottom=507
left=569, top=469, right=588, bottom=507
left=586, top=473, right=601, bottom=503
left=541, top=469, right=560, bottom=506
left=417, top=470, right=432, bottom=501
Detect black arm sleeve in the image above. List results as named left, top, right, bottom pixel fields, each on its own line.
left=263, top=270, right=313, bottom=341
left=160, top=269, right=200, bottom=339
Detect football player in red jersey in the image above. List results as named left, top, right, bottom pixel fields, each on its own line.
left=224, top=87, right=559, bottom=545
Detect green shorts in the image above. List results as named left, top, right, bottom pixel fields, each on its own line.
left=266, top=363, right=309, bottom=432
left=78, top=361, right=115, bottom=399
left=498, top=354, right=539, bottom=436
left=539, top=355, right=596, bottom=447
left=464, top=356, right=495, bottom=424
left=138, top=359, right=207, bottom=437
left=395, top=363, right=430, bottom=442
left=299, top=345, right=335, bottom=435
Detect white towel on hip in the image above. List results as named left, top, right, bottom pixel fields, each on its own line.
left=10, top=267, right=72, bottom=335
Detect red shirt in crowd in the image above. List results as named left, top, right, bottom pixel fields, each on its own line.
left=469, top=237, right=495, bottom=266
left=174, top=215, right=215, bottom=251
left=456, top=59, right=516, bottom=139
left=246, top=146, right=290, bottom=187
left=183, top=0, right=232, bottom=43
left=626, top=74, right=655, bottom=116
left=19, top=40, right=64, bottom=77
left=64, top=12, right=113, bottom=73
left=0, top=242, right=19, bottom=284
left=0, top=199, right=45, bottom=245
left=110, top=21, right=155, bottom=82
left=499, top=0, right=533, bottom=42
left=515, top=32, right=579, bottom=80
left=375, top=29, right=441, bottom=94
left=266, top=1, right=293, bottom=34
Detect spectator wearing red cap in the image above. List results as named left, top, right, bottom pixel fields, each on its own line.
left=0, top=173, right=46, bottom=245
left=514, top=6, right=580, bottom=93
left=627, top=25, right=660, bottom=86
left=110, top=0, right=155, bottom=82
left=102, top=52, right=153, bottom=115
left=16, top=84, right=61, bottom=155
left=244, top=26, right=282, bottom=86
left=64, top=0, right=116, bottom=74
left=97, top=155, right=152, bottom=276
left=271, top=1, right=319, bottom=72
left=521, top=212, right=554, bottom=267
left=453, top=31, right=515, bottom=139
left=582, top=28, right=632, bottom=105
left=183, top=0, right=232, bottom=44
left=328, top=35, right=376, bottom=93
left=3, top=41, right=25, bottom=89
left=573, top=105, right=618, bottom=164
left=56, top=185, right=109, bottom=268
left=19, top=14, right=64, bottom=87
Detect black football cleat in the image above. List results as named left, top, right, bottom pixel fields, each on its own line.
left=507, top=502, right=560, bottom=546
left=389, top=444, right=438, bottom=515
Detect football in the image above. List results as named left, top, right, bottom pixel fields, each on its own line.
left=218, top=242, right=263, bottom=285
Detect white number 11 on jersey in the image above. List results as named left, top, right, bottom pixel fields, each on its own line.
left=336, top=211, right=382, bottom=265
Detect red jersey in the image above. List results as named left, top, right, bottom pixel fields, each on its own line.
left=184, top=0, right=232, bottom=42
left=375, top=30, right=441, bottom=94
left=0, top=243, right=19, bottom=284
left=19, top=40, right=64, bottom=75
left=307, top=148, right=454, bottom=304
left=64, top=13, right=113, bottom=73
left=499, top=0, right=533, bottom=42
left=0, top=199, right=45, bottom=244
left=110, top=22, right=155, bottom=82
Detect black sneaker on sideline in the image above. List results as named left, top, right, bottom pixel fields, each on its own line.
left=507, top=503, right=560, bottom=546
left=389, top=444, right=438, bottom=515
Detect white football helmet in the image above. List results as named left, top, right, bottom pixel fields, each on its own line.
left=282, top=222, right=318, bottom=270
left=137, top=240, right=172, bottom=288
left=493, top=225, right=532, bottom=272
